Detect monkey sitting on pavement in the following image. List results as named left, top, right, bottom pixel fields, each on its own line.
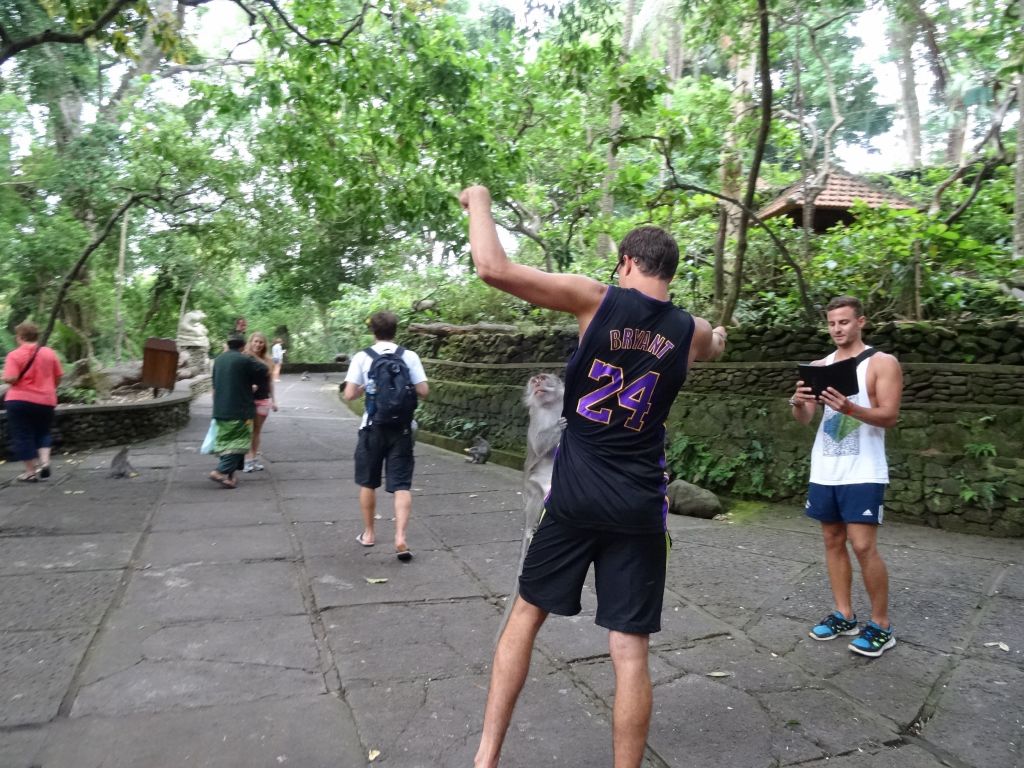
left=464, top=435, right=491, bottom=464
left=109, top=446, right=136, bottom=479
left=495, top=372, right=565, bottom=645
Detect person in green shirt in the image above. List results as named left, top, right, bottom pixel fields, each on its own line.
left=209, top=332, right=269, bottom=489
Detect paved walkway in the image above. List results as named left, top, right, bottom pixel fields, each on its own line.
left=0, top=375, right=1021, bottom=768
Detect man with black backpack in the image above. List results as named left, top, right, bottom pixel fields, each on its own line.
left=342, top=311, right=429, bottom=561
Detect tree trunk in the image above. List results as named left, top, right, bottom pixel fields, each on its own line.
left=115, top=210, right=128, bottom=363
left=1015, top=66, right=1024, bottom=260
left=945, top=96, right=967, bottom=166
left=720, top=0, right=771, bottom=326
left=597, top=0, right=638, bottom=259
left=712, top=206, right=727, bottom=318
left=890, top=16, right=922, bottom=168
left=715, top=38, right=754, bottom=314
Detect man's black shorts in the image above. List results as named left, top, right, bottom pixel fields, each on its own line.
left=519, top=513, right=669, bottom=634
left=354, top=425, right=414, bottom=492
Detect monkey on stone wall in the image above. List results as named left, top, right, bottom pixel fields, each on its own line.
left=495, top=372, right=565, bottom=644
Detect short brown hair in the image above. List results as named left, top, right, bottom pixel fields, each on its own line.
left=825, top=296, right=864, bottom=317
left=368, top=311, right=398, bottom=341
left=618, top=226, right=679, bottom=281
left=15, top=321, right=39, bottom=342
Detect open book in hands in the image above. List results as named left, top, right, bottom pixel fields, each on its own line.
left=797, top=357, right=860, bottom=399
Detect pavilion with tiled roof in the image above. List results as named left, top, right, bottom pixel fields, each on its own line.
left=756, top=169, right=916, bottom=232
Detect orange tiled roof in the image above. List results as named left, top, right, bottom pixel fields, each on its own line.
left=757, top=169, right=915, bottom=219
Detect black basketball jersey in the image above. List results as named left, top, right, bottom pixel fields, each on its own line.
left=546, top=285, right=696, bottom=534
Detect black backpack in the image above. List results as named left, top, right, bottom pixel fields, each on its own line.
left=365, top=346, right=418, bottom=427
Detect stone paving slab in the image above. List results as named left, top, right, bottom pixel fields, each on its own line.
left=411, top=470, right=522, bottom=495
left=757, top=687, right=899, bottom=754
left=0, top=533, right=138, bottom=574
left=0, top=628, right=94, bottom=725
left=997, top=563, right=1024, bottom=598
left=648, top=674, right=820, bottom=768
left=679, top=523, right=822, bottom=565
left=137, top=524, right=293, bottom=567
left=798, top=743, right=948, bottom=767
left=39, top=695, right=364, bottom=768
left=293, top=519, right=444, bottom=557
left=151, top=500, right=282, bottom=530
left=971, top=595, right=1024, bottom=669
left=0, top=571, right=122, bottom=630
left=0, top=727, right=48, bottom=768
left=921, top=656, right=1023, bottom=767
left=117, top=562, right=305, bottom=623
left=323, top=598, right=496, bottom=684
left=826, top=641, right=947, bottom=724
left=410, top=488, right=525, bottom=516
left=422, top=508, right=525, bottom=547
left=452, top=539, right=521, bottom=596
left=880, top=543, right=1006, bottom=593
left=0, top=499, right=151, bottom=535
left=309, top=549, right=482, bottom=609
left=1, top=375, right=1021, bottom=768
left=280, top=493, right=361, bottom=521
left=72, top=657, right=324, bottom=717
left=667, top=544, right=812, bottom=628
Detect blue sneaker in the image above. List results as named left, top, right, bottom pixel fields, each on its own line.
left=809, top=611, right=859, bottom=641
left=849, top=621, right=895, bottom=657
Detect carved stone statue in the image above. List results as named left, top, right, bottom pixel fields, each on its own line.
left=177, top=310, right=210, bottom=348
left=176, top=310, right=210, bottom=375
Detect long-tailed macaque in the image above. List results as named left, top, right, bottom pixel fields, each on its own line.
left=496, top=372, right=565, bottom=644
left=522, top=373, right=564, bottom=523
left=465, top=435, right=492, bottom=464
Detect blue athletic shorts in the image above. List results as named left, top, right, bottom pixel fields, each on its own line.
left=805, top=482, right=886, bottom=525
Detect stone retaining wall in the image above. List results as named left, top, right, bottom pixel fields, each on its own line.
left=410, top=331, right=1024, bottom=537
left=403, top=319, right=1024, bottom=367
left=1, top=376, right=210, bottom=456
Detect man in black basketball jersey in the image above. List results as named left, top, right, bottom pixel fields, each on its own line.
left=460, top=185, right=726, bottom=768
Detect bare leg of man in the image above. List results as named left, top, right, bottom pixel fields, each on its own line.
left=359, top=486, right=376, bottom=545
left=475, top=598, right=548, bottom=768
left=609, top=631, right=652, bottom=768
left=394, top=489, right=412, bottom=550
left=821, top=522, right=854, bottom=619
left=846, top=524, right=889, bottom=627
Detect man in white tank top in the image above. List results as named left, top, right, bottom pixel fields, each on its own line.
left=790, top=296, right=903, bottom=658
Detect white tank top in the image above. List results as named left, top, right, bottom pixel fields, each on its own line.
left=809, top=348, right=889, bottom=485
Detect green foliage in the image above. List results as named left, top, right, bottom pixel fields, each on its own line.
left=1, top=0, right=1020, bottom=371
left=965, top=442, right=997, bottom=459
left=665, top=433, right=770, bottom=494
left=57, top=383, right=98, bottom=404
left=441, top=416, right=491, bottom=441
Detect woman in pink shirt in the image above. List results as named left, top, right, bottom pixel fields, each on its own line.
left=2, top=322, right=63, bottom=482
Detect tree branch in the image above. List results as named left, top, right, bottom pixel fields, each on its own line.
left=929, top=86, right=1017, bottom=216
left=40, top=193, right=150, bottom=347
left=0, top=0, right=139, bottom=64
left=254, top=0, right=372, bottom=46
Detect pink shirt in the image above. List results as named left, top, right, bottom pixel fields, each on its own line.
left=2, top=343, right=63, bottom=406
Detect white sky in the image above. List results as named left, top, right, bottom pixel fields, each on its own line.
left=836, top=7, right=915, bottom=173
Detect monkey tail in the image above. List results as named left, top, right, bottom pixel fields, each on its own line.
left=493, top=503, right=542, bottom=649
